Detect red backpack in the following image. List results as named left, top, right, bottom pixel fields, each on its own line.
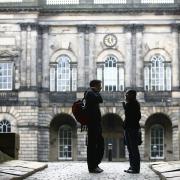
left=72, top=98, right=89, bottom=131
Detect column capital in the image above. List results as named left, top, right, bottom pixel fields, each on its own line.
left=19, top=23, right=28, bottom=31
left=29, top=23, right=38, bottom=31
left=77, top=25, right=96, bottom=34
left=134, top=24, right=144, bottom=32
left=38, top=25, right=49, bottom=34
left=124, top=24, right=144, bottom=33
left=171, top=23, right=180, bottom=32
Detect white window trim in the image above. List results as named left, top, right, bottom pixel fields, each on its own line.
left=150, top=125, right=164, bottom=160
left=58, top=125, right=73, bottom=160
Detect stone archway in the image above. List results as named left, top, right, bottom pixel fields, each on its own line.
left=144, top=113, right=172, bottom=161
left=102, top=113, right=125, bottom=161
left=49, top=113, right=77, bottom=161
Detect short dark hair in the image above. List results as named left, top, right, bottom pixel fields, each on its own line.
left=90, top=80, right=101, bottom=87
left=126, top=89, right=137, bottom=97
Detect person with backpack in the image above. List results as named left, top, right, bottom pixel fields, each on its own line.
left=85, top=80, right=104, bottom=173
left=122, top=89, right=141, bottom=174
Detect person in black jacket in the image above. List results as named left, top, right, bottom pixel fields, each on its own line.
left=122, top=89, right=141, bottom=174
left=85, top=80, right=104, bottom=173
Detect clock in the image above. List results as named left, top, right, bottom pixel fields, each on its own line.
left=103, top=34, right=117, bottom=47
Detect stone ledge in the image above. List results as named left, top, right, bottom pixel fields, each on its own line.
left=0, top=160, right=48, bottom=180
left=149, top=161, right=180, bottom=180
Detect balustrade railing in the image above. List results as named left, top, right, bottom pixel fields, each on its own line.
left=141, top=0, right=174, bottom=3
left=94, top=0, right=126, bottom=4
left=0, top=0, right=22, bottom=2
left=46, top=0, right=79, bottom=4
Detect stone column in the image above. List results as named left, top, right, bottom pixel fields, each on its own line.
left=77, top=25, right=86, bottom=90
left=124, top=25, right=133, bottom=89
left=41, top=25, right=49, bottom=90
left=30, top=24, right=38, bottom=89
left=135, top=25, right=144, bottom=91
left=88, top=25, right=96, bottom=83
left=139, top=127, right=145, bottom=160
left=172, top=126, right=180, bottom=160
left=38, top=128, right=49, bottom=161
left=20, top=23, right=28, bottom=88
left=26, top=24, right=31, bottom=88
left=171, top=24, right=179, bottom=91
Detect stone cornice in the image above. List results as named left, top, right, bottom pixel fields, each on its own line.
left=0, top=3, right=179, bottom=14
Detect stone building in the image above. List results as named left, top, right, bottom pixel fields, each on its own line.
left=0, top=0, right=179, bottom=162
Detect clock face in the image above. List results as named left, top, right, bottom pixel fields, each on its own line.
left=104, top=34, right=117, bottom=47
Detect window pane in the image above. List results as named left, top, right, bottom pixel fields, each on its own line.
left=57, top=55, right=71, bottom=91
left=0, top=63, right=13, bottom=90
left=104, top=56, right=118, bottom=91
left=59, top=125, right=72, bottom=159
left=0, top=120, right=11, bottom=133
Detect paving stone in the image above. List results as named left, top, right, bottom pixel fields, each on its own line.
left=0, top=160, right=47, bottom=180
left=25, top=162, right=160, bottom=180
left=0, top=173, right=20, bottom=179
left=162, top=171, right=180, bottom=178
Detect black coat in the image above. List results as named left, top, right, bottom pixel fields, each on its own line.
left=85, top=88, right=103, bottom=127
left=123, top=100, right=141, bottom=129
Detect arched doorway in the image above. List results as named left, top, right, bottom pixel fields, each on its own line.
left=102, top=113, right=125, bottom=161
left=145, top=113, right=172, bottom=160
left=49, top=113, right=77, bottom=161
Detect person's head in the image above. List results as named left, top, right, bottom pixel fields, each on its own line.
left=125, top=89, right=137, bottom=102
left=90, top=80, right=102, bottom=92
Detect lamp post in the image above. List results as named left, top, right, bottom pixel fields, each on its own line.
left=64, top=145, right=68, bottom=159
left=108, top=143, right=112, bottom=162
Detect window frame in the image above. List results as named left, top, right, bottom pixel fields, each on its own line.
left=58, top=125, right=73, bottom=160
left=150, top=124, right=164, bottom=160
left=144, top=54, right=171, bottom=91
left=0, top=119, right=11, bottom=133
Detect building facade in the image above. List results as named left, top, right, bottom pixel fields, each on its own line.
left=0, top=0, right=179, bottom=162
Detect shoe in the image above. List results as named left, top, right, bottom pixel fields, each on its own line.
left=96, top=166, right=104, bottom=172
left=124, top=167, right=132, bottom=173
left=124, top=169, right=139, bottom=174
left=89, top=167, right=103, bottom=173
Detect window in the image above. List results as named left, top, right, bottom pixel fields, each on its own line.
left=97, top=55, right=124, bottom=91
left=150, top=125, right=164, bottom=159
left=58, top=125, right=72, bottom=160
left=94, top=0, right=126, bottom=4
left=0, top=0, right=22, bottom=2
left=141, top=0, right=174, bottom=3
left=0, top=120, right=11, bottom=133
left=144, top=54, right=171, bottom=91
left=46, top=0, right=79, bottom=4
left=50, top=55, right=77, bottom=92
left=0, top=63, right=13, bottom=91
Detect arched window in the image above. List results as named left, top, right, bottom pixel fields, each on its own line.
left=0, top=120, right=11, bottom=133
left=150, top=125, right=164, bottom=159
left=57, top=55, right=71, bottom=91
left=144, top=54, right=171, bottom=91
left=50, top=55, right=77, bottom=91
left=97, top=55, right=124, bottom=91
left=104, top=56, right=117, bottom=91
left=58, top=125, right=72, bottom=160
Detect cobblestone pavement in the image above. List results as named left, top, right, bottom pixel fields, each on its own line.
left=25, top=161, right=160, bottom=180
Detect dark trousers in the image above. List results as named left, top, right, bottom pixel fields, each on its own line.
left=124, top=129, right=140, bottom=172
left=87, top=126, right=104, bottom=171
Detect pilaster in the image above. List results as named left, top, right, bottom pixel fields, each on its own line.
left=41, top=25, right=49, bottom=90
left=135, top=24, right=144, bottom=91
left=171, top=24, right=180, bottom=91
left=124, top=25, right=133, bottom=89
left=20, top=23, right=28, bottom=88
